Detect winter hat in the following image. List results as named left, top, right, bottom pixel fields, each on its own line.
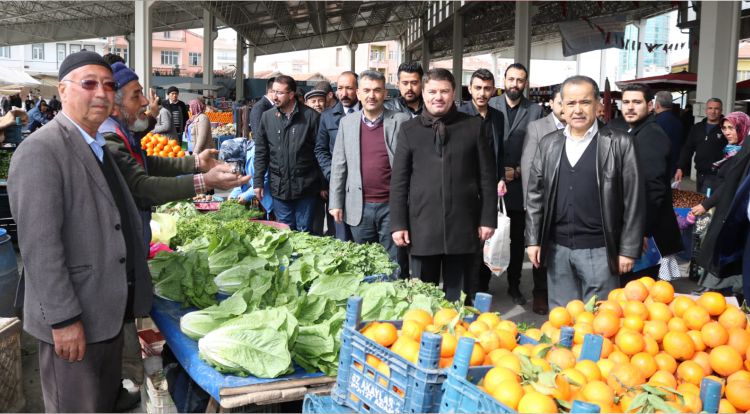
left=304, top=89, right=326, bottom=101
left=111, top=62, right=139, bottom=90
left=58, top=50, right=112, bottom=81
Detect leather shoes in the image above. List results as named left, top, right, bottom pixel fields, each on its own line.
left=114, top=386, right=141, bottom=413
left=533, top=294, right=549, bottom=315
left=508, top=287, right=527, bottom=305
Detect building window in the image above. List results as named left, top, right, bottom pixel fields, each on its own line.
left=114, top=47, right=129, bottom=65
left=336, top=48, right=342, bottom=67
left=0, top=46, right=10, bottom=59
left=188, top=52, right=201, bottom=66
left=56, top=44, right=66, bottom=63
left=83, top=44, right=95, bottom=52
left=388, top=50, right=396, bottom=60
left=32, top=44, right=44, bottom=60
left=161, top=50, right=179, bottom=66
left=163, top=31, right=171, bottom=39
left=70, top=44, right=81, bottom=54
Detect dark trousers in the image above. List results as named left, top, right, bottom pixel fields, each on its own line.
left=412, top=254, right=473, bottom=301
left=311, top=198, right=335, bottom=237
left=39, top=329, right=124, bottom=413
left=334, top=220, right=353, bottom=241
left=350, top=202, right=397, bottom=263
left=273, top=196, right=317, bottom=232
left=507, top=209, right=526, bottom=289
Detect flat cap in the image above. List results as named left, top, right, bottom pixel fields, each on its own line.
left=58, top=50, right=112, bottom=81
left=304, top=89, right=326, bottom=101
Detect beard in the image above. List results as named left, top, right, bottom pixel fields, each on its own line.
left=128, top=115, right=150, bottom=132
left=505, top=88, right=523, bottom=101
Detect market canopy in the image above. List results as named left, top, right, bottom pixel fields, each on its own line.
left=172, top=82, right=223, bottom=91
left=615, top=72, right=697, bottom=92
left=0, top=67, right=41, bottom=89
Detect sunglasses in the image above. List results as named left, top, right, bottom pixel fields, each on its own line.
left=62, top=79, right=118, bottom=92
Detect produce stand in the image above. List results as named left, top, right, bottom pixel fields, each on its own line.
left=150, top=297, right=335, bottom=412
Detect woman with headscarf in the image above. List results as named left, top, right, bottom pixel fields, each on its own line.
left=690, top=111, right=750, bottom=297
left=186, top=98, right=213, bottom=155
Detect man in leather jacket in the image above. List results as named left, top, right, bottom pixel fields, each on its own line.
left=384, top=62, right=424, bottom=117
left=525, top=76, right=645, bottom=307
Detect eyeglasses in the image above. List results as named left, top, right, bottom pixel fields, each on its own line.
left=271, top=90, right=291, bottom=96
left=61, top=79, right=118, bottom=92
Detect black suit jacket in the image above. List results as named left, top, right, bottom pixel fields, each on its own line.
left=629, top=116, right=683, bottom=257
left=249, top=96, right=274, bottom=136
left=458, top=102, right=505, bottom=181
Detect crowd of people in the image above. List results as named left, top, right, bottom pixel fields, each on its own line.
left=5, top=48, right=750, bottom=412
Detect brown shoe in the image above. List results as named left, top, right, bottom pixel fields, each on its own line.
left=533, top=294, right=548, bottom=315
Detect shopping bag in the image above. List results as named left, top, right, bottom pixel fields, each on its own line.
left=633, top=237, right=662, bottom=273
left=484, top=198, right=511, bottom=276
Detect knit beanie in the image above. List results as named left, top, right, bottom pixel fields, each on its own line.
left=58, top=50, right=112, bottom=81
left=111, top=62, right=139, bottom=90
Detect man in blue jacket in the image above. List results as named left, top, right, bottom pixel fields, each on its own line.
left=26, top=100, right=50, bottom=132
left=315, top=71, right=360, bottom=240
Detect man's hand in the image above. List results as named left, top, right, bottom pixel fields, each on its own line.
left=478, top=226, right=495, bottom=242
left=203, top=164, right=250, bottom=191
left=238, top=197, right=248, bottom=205
left=392, top=230, right=411, bottom=247
left=254, top=188, right=264, bottom=200
left=52, top=321, right=86, bottom=362
left=497, top=180, right=507, bottom=197
left=329, top=208, right=343, bottom=223
left=320, top=190, right=329, bottom=201
left=197, top=149, right=221, bottom=172
left=618, top=256, right=635, bottom=275
left=691, top=204, right=706, bottom=216
left=527, top=245, right=541, bottom=268
left=147, top=88, right=159, bottom=116
left=504, top=167, right=516, bottom=182
left=673, top=169, right=683, bottom=182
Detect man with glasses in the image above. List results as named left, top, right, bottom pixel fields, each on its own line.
left=254, top=75, right=321, bottom=231
left=7, top=51, right=151, bottom=412
left=525, top=76, right=644, bottom=308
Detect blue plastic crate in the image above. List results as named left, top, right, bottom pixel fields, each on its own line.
left=439, top=337, right=515, bottom=413
left=303, top=394, right=355, bottom=414
left=332, top=293, right=493, bottom=414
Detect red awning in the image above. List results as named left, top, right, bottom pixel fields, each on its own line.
left=615, top=72, right=697, bottom=92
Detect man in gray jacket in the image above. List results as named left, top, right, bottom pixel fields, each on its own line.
left=8, top=51, right=152, bottom=412
left=519, top=84, right=566, bottom=314
left=329, top=70, right=410, bottom=269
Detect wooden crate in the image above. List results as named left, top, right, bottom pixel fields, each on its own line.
left=0, top=318, right=23, bottom=412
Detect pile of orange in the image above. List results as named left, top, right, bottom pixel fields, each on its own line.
left=140, top=133, right=185, bottom=157
left=481, top=276, right=750, bottom=413
left=206, top=111, right=233, bottom=123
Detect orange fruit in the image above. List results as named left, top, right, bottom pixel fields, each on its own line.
left=549, top=307, right=573, bottom=328
left=702, top=321, right=730, bottom=348
left=600, top=337, right=615, bottom=358
left=157, top=136, right=167, bottom=145
left=609, top=288, right=625, bottom=302
left=483, top=366, right=521, bottom=391
left=638, top=276, right=656, bottom=290
left=562, top=367, right=588, bottom=389
left=517, top=391, right=557, bottom=414
left=576, top=311, right=595, bottom=325
left=495, top=329, right=517, bottom=351
left=177, top=150, right=185, bottom=157
left=667, top=317, right=688, bottom=332
left=648, top=370, right=677, bottom=388
left=576, top=359, right=602, bottom=382
left=677, top=382, right=700, bottom=396
left=630, top=352, right=658, bottom=378
left=433, top=308, right=458, bottom=328
left=624, top=280, right=649, bottom=302
left=468, top=320, right=490, bottom=336
left=597, top=359, right=616, bottom=378
left=654, top=352, right=678, bottom=374
left=607, top=362, right=645, bottom=395
left=697, top=291, right=727, bottom=316
left=373, top=322, right=398, bottom=347
left=495, top=353, right=521, bottom=373
left=682, top=391, right=703, bottom=413
left=512, top=344, right=532, bottom=357
left=469, top=343, right=485, bottom=366
left=530, top=357, right=551, bottom=372
left=647, top=302, right=672, bottom=323
left=487, top=348, right=511, bottom=365
left=489, top=380, right=524, bottom=410
left=403, top=308, right=433, bottom=327
left=593, top=311, right=620, bottom=338
left=582, top=380, right=615, bottom=407
left=727, top=370, right=750, bottom=383
left=478, top=330, right=501, bottom=353
left=710, top=345, right=744, bottom=377
left=727, top=327, right=750, bottom=357
left=547, top=347, right=577, bottom=370
left=692, top=351, right=713, bottom=376
left=682, top=305, right=711, bottom=330
left=401, top=320, right=424, bottom=342
left=395, top=337, right=420, bottom=363
left=642, top=320, right=668, bottom=342
left=566, top=300, right=586, bottom=320
left=649, top=280, right=675, bottom=304
left=496, top=320, right=518, bottom=336
left=662, top=331, right=696, bottom=361
left=167, top=139, right=178, bottom=147
left=573, top=322, right=594, bottom=345
left=669, top=296, right=695, bottom=318
left=725, top=380, right=750, bottom=411
left=476, top=312, right=501, bottom=329
left=677, top=360, right=704, bottom=385
left=718, top=398, right=737, bottom=413
left=622, top=315, right=644, bottom=332
left=719, top=306, right=748, bottom=330
left=623, top=301, right=649, bottom=320
left=608, top=350, right=631, bottom=365
left=687, top=330, right=707, bottom=352
left=643, top=336, right=659, bottom=355
left=598, top=301, right=623, bottom=318
left=615, top=329, right=645, bottom=356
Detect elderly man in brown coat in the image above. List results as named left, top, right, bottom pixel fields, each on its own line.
left=390, top=68, right=497, bottom=301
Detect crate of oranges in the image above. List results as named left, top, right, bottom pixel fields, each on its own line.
left=206, top=111, right=233, bottom=124
left=332, top=294, right=503, bottom=413
left=141, top=133, right=186, bottom=158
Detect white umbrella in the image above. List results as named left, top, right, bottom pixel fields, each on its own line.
left=0, top=67, right=41, bottom=88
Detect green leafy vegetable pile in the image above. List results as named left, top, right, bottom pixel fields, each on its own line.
left=149, top=250, right=218, bottom=309
left=212, top=199, right=265, bottom=221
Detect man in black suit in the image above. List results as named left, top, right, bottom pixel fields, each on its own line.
left=621, top=83, right=683, bottom=282
left=489, top=63, right=543, bottom=305
left=458, top=68, right=504, bottom=297
left=249, top=77, right=276, bottom=137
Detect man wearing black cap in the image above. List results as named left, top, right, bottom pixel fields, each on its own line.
left=162, top=86, right=188, bottom=144
left=305, top=89, right=327, bottom=114
left=8, top=50, right=152, bottom=412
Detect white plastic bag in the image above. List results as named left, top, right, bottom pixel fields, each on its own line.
left=484, top=198, right=511, bottom=276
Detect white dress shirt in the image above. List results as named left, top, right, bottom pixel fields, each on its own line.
left=552, top=113, right=565, bottom=130
left=563, top=122, right=599, bottom=167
